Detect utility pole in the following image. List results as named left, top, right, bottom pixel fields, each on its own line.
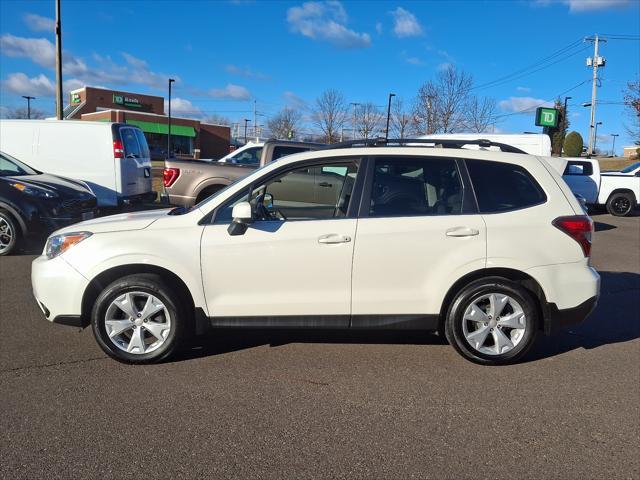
left=22, top=96, right=35, bottom=119
left=55, top=0, right=63, bottom=120
left=594, top=121, right=602, bottom=154
left=610, top=133, right=619, bottom=157
left=385, top=93, right=395, bottom=140
left=253, top=100, right=257, bottom=141
left=350, top=102, right=360, bottom=140
left=586, top=34, right=606, bottom=157
left=167, top=78, right=175, bottom=159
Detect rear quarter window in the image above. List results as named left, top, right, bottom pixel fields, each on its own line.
left=467, top=160, right=546, bottom=213
left=563, top=161, right=594, bottom=176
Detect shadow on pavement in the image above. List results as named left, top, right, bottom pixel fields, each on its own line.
left=594, top=221, right=616, bottom=232
left=174, top=270, right=640, bottom=364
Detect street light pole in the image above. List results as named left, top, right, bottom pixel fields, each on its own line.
left=244, top=119, right=251, bottom=144
left=350, top=102, right=360, bottom=140
left=594, top=121, right=602, bottom=154
left=55, top=0, right=63, bottom=120
left=611, top=133, right=619, bottom=157
left=167, top=78, right=175, bottom=159
left=22, top=96, right=35, bottom=119
left=385, top=93, right=395, bottom=140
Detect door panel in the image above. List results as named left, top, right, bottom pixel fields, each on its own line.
left=200, top=219, right=356, bottom=319
left=351, top=215, right=486, bottom=316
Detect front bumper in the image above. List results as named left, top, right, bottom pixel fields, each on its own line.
left=32, top=254, right=89, bottom=326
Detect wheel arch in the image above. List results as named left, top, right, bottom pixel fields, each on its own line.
left=194, top=179, right=230, bottom=203
left=80, top=264, right=204, bottom=332
left=438, top=268, right=548, bottom=332
left=606, top=188, right=637, bottom=204
left=0, top=201, right=27, bottom=236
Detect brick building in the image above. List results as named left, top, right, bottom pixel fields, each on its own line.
left=64, top=87, right=230, bottom=160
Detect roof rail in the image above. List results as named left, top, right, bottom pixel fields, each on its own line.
left=320, top=137, right=527, bottom=155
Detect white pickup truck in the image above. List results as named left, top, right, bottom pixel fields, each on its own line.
left=563, top=159, right=640, bottom=216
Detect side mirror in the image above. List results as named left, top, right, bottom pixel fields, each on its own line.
left=227, top=201, right=253, bottom=236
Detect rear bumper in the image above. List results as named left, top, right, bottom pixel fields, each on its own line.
left=542, top=296, right=598, bottom=335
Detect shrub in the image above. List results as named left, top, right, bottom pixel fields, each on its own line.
left=563, top=131, right=584, bottom=157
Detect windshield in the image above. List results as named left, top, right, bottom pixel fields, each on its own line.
left=620, top=162, right=640, bottom=174
left=0, top=152, right=39, bottom=176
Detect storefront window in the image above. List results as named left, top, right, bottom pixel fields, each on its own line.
left=145, top=133, right=194, bottom=159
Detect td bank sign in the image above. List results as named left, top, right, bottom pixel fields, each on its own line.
left=535, top=107, right=559, bottom=128
left=113, top=94, right=142, bottom=108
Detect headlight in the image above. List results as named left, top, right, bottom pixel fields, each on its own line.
left=45, top=231, right=92, bottom=259
left=10, top=182, right=58, bottom=199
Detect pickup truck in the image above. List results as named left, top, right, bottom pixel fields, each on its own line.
left=563, top=159, right=640, bottom=216
left=162, top=140, right=323, bottom=207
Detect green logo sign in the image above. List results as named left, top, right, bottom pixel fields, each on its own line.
left=113, top=94, right=142, bottom=109
left=535, top=107, right=559, bottom=128
left=113, top=94, right=124, bottom=105
left=71, top=93, right=81, bottom=104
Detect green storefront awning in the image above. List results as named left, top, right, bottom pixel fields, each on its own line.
left=126, top=119, right=196, bottom=137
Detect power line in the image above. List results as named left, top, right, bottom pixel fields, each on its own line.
left=472, top=38, right=586, bottom=91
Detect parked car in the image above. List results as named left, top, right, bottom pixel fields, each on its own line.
left=0, top=151, right=97, bottom=255
left=562, top=159, right=639, bottom=216
left=0, top=120, right=155, bottom=207
left=31, top=139, right=599, bottom=365
left=162, top=139, right=324, bottom=207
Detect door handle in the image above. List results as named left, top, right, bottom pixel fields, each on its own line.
left=318, top=182, right=333, bottom=187
left=318, top=234, right=351, bottom=244
left=445, top=227, right=479, bottom=237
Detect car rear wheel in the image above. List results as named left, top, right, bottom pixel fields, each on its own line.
left=445, top=277, right=539, bottom=365
left=0, top=210, right=19, bottom=256
left=91, top=274, right=187, bottom=364
left=606, top=192, right=634, bottom=217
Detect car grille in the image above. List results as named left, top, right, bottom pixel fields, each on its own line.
left=60, top=197, right=97, bottom=214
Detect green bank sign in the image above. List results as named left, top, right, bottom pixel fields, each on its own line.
left=535, top=107, right=559, bottom=128
left=113, top=94, right=142, bottom=108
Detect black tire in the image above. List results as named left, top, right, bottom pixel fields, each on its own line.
left=445, top=277, right=539, bottom=365
left=0, top=209, right=20, bottom=256
left=91, top=274, right=187, bottom=364
left=606, top=192, right=635, bottom=217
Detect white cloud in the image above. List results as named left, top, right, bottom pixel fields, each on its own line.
left=516, top=86, right=531, bottom=93
left=437, top=62, right=452, bottom=71
left=400, top=50, right=423, bottom=66
left=499, top=96, right=552, bottom=113
left=23, top=13, right=55, bottom=32
left=535, top=0, right=631, bottom=11
left=0, top=35, right=178, bottom=91
left=209, top=83, right=251, bottom=100
left=2, top=72, right=55, bottom=97
left=283, top=91, right=307, bottom=110
left=375, top=22, right=383, bottom=34
left=225, top=64, right=270, bottom=80
left=390, top=7, right=423, bottom=38
left=287, top=1, right=371, bottom=49
left=164, top=98, right=202, bottom=117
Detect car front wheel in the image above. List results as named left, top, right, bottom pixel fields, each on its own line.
left=445, top=278, right=539, bottom=365
left=91, top=274, right=186, bottom=364
left=0, top=210, right=19, bottom=256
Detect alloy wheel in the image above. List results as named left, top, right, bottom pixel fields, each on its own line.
left=104, top=291, right=172, bottom=354
left=613, top=197, right=631, bottom=215
left=462, top=293, right=527, bottom=356
left=0, top=217, right=14, bottom=254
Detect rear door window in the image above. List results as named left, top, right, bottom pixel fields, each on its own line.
left=121, top=128, right=142, bottom=158
left=467, top=160, right=546, bottom=213
left=133, top=129, right=150, bottom=158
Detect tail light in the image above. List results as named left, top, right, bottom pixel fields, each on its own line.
left=163, top=168, right=180, bottom=187
left=553, top=215, right=593, bottom=257
left=113, top=140, right=124, bottom=159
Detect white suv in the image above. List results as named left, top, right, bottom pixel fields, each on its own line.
left=31, top=140, right=600, bottom=365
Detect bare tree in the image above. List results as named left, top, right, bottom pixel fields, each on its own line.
left=466, top=96, right=497, bottom=133
left=312, top=89, right=347, bottom=143
left=623, top=80, right=640, bottom=145
left=413, top=65, right=474, bottom=134
left=3, top=106, right=46, bottom=119
left=203, top=114, right=232, bottom=126
left=390, top=98, right=412, bottom=138
left=355, top=102, right=383, bottom=139
left=267, top=107, right=302, bottom=140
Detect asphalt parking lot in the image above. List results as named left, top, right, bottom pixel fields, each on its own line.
left=0, top=213, right=638, bottom=479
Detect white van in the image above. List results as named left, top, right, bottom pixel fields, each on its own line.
left=0, top=120, right=155, bottom=207
left=420, top=133, right=551, bottom=156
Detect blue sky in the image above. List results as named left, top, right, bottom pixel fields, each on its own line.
left=1, top=0, right=638, bottom=152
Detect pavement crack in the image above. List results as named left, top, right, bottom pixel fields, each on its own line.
left=0, top=356, right=107, bottom=374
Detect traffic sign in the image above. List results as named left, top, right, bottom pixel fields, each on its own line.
left=535, top=107, right=559, bottom=128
